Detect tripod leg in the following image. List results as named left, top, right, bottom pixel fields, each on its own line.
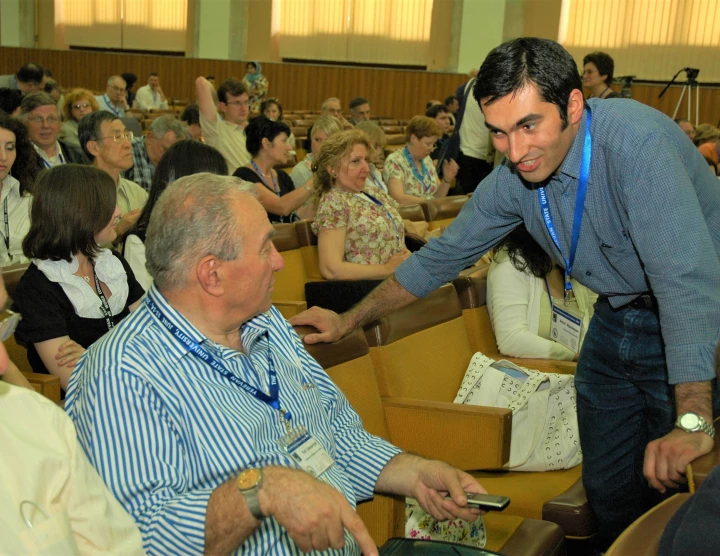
left=672, top=85, right=687, bottom=120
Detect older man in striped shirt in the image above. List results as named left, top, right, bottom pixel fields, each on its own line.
left=66, top=173, right=485, bottom=555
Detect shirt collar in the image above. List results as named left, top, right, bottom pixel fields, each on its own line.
left=554, top=108, right=589, bottom=186
left=33, top=141, right=62, bottom=163
left=144, top=285, right=273, bottom=362
left=1, top=175, right=20, bottom=204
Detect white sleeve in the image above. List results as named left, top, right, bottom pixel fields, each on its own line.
left=487, top=260, right=575, bottom=360
left=124, top=235, right=152, bottom=292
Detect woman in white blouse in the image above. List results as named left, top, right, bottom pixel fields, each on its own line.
left=13, top=165, right=144, bottom=390
left=487, top=225, right=597, bottom=360
left=0, top=112, right=37, bottom=265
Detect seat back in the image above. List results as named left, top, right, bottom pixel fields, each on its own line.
left=297, top=326, right=403, bottom=546
left=2, top=263, right=29, bottom=298
left=271, top=223, right=308, bottom=302
left=422, top=195, right=469, bottom=231
left=364, top=284, right=473, bottom=403
left=397, top=203, right=427, bottom=222
left=294, top=220, right=323, bottom=281
left=120, top=117, right=142, bottom=138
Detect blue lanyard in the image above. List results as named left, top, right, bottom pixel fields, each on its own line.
left=358, top=191, right=401, bottom=244
left=40, top=150, right=65, bottom=169
left=251, top=161, right=284, bottom=223
left=537, top=108, right=592, bottom=301
left=404, top=146, right=432, bottom=195
left=369, top=167, right=385, bottom=191
left=103, top=95, right=120, bottom=116
left=144, top=296, right=291, bottom=423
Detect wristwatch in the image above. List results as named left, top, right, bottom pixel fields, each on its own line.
left=237, top=468, right=265, bottom=520
left=675, top=412, right=715, bottom=438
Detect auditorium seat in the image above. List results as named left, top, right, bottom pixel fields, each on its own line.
left=293, top=119, right=316, bottom=127
left=686, top=418, right=720, bottom=491
left=121, top=117, right=143, bottom=139
left=604, top=494, right=690, bottom=556
left=381, top=125, right=403, bottom=134
left=297, top=325, right=566, bottom=555
left=270, top=223, right=309, bottom=318
left=293, top=219, right=323, bottom=281
left=2, top=262, right=29, bottom=298
left=291, top=126, right=308, bottom=140
left=362, top=284, right=594, bottom=540
left=452, top=273, right=577, bottom=375
left=421, top=195, right=469, bottom=231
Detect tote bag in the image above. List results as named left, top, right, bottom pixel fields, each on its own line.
left=454, top=353, right=582, bottom=472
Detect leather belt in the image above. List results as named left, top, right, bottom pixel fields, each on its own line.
left=600, top=294, right=658, bottom=313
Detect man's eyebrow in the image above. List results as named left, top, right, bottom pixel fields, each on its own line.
left=264, top=229, right=276, bottom=244
left=484, top=113, right=544, bottom=133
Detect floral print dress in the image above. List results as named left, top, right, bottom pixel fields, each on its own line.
left=312, top=187, right=405, bottom=265
left=383, top=147, right=439, bottom=199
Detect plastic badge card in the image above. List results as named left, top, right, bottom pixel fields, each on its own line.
left=551, top=302, right=583, bottom=353
left=278, top=425, right=334, bottom=478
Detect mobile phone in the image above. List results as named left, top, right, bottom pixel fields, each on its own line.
left=444, top=492, right=511, bottom=511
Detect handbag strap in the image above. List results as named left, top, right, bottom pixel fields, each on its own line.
left=454, top=352, right=496, bottom=404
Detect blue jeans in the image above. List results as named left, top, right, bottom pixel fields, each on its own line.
left=576, top=298, right=678, bottom=550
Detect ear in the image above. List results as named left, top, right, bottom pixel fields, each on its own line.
left=408, top=134, right=419, bottom=145
left=261, top=137, right=273, bottom=151
left=86, top=139, right=101, bottom=158
left=567, top=89, right=585, bottom=126
left=196, top=255, right=226, bottom=297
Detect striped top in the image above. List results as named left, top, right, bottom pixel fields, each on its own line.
left=66, top=285, right=400, bottom=555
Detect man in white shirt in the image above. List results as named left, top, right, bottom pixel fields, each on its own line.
left=79, top=110, right=148, bottom=238
left=195, top=76, right=251, bottom=174
left=133, top=72, right=169, bottom=111
left=0, top=274, right=146, bottom=555
left=21, top=92, right=87, bottom=171
left=96, top=75, right=129, bottom=118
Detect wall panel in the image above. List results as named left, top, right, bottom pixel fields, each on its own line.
left=1, top=46, right=717, bottom=124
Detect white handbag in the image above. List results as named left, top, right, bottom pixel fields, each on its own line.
left=454, top=353, right=582, bottom=472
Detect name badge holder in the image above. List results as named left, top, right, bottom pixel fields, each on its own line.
left=537, top=108, right=593, bottom=304
left=144, top=297, right=335, bottom=479
left=545, top=277, right=583, bottom=353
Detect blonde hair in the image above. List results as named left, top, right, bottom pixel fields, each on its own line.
left=62, top=89, right=99, bottom=122
left=405, top=115, right=442, bottom=143
left=355, top=120, right=386, bottom=147
left=310, top=115, right=343, bottom=140
left=693, top=124, right=720, bottom=147
left=311, top=129, right=373, bottom=200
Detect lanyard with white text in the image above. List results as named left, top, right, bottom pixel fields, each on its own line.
left=404, top=146, right=432, bottom=195
left=40, top=150, right=66, bottom=169
left=144, top=296, right=292, bottom=429
left=91, top=262, right=114, bottom=331
left=2, top=198, right=10, bottom=257
left=103, top=95, right=121, bottom=116
left=251, top=161, right=284, bottom=223
left=538, top=108, right=592, bottom=301
left=358, top=191, right=401, bottom=244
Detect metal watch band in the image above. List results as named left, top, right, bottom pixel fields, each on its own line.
left=676, top=413, right=715, bottom=438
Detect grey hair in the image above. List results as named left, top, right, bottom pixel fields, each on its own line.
left=20, top=91, right=58, bottom=116
left=107, top=75, right=126, bottom=87
left=321, top=97, right=341, bottom=111
left=310, top=115, right=343, bottom=140
left=145, top=173, right=256, bottom=291
left=148, top=115, right=186, bottom=140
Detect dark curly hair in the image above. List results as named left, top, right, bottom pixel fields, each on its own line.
left=495, top=224, right=553, bottom=278
left=0, top=111, right=37, bottom=195
left=244, top=115, right=291, bottom=157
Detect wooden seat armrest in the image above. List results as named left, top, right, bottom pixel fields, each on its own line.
left=501, top=356, right=577, bottom=375
left=381, top=397, right=511, bottom=470
left=21, top=372, right=61, bottom=404
left=273, top=300, right=308, bottom=319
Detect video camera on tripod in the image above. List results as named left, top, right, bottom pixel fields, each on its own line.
left=659, top=67, right=701, bottom=125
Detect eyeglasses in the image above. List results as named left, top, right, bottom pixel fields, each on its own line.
left=97, top=131, right=134, bottom=143
left=421, top=140, right=437, bottom=152
left=110, top=85, right=126, bottom=93
left=0, top=310, right=21, bottom=342
left=72, top=103, right=91, bottom=110
left=226, top=100, right=250, bottom=107
left=27, top=116, right=59, bottom=125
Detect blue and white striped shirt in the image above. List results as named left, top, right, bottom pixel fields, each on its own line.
left=397, top=98, right=720, bottom=385
left=66, top=285, right=401, bottom=555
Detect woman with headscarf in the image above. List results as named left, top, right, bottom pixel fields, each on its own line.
left=242, top=61, right=269, bottom=114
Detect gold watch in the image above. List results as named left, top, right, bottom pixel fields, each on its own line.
left=237, top=468, right=265, bottom=520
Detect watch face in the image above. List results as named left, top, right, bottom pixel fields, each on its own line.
left=238, top=468, right=261, bottom=490
left=680, top=413, right=700, bottom=430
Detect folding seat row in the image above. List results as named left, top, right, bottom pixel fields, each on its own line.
left=298, top=324, right=567, bottom=554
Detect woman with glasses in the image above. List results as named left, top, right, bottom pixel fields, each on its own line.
left=122, top=141, right=228, bottom=290
left=59, top=89, right=99, bottom=149
left=13, top=165, right=144, bottom=391
left=0, top=112, right=36, bottom=266
left=233, top=115, right=315, bottom=223
left=383, top=116, right=459, bottom=206
left=312, top=129, right=410, bottom=280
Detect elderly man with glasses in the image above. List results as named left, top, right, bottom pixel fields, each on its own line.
left=96, top=75, right=129, bottom=118
left=79, top=111, right=148, bottom=238
left=21, top=92, right=88, bottom=172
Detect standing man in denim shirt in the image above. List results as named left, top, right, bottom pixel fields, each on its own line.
left=292, top=37, right=720, bottom=551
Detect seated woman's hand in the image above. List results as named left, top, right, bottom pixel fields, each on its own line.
left=385, top=249, right=412, bottom=272
left=55, top=340, right=86, bottom=368
left=442, top=158, right=460, bottom=180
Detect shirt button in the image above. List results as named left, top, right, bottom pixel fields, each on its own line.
left=586, top=271, right=592, bottom=276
